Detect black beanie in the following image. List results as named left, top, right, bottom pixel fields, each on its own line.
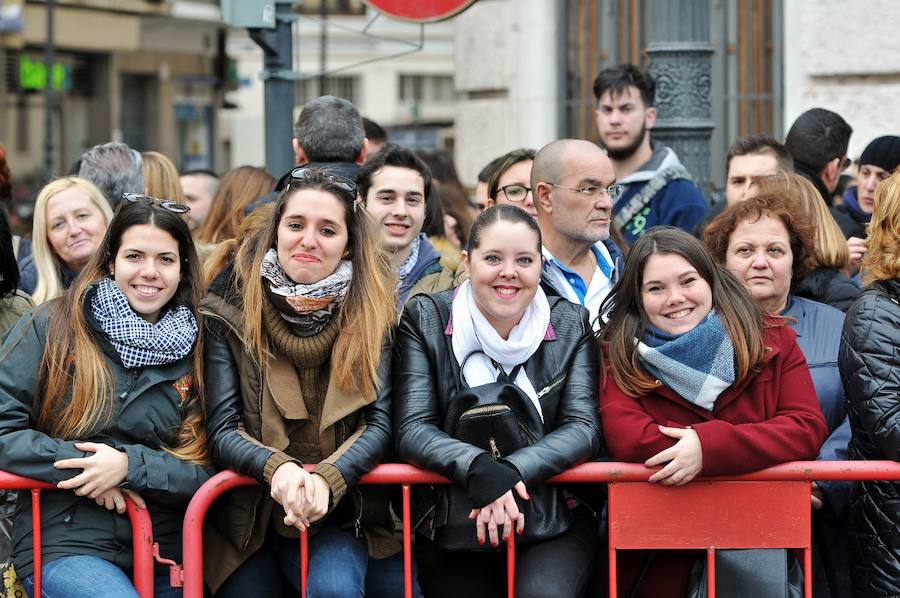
left=859, top=135, right=900, bottom=173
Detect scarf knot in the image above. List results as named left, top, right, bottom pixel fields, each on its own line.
left=90, top=277, right=197, bottom=369
left=450, top=280, right=551, bottom=421
left=636, top=310, right=736, bottom=410
left=261, top=248, right=353, bottom=337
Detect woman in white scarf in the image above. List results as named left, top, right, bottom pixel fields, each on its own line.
left=395, top=205, right=602, bottom=598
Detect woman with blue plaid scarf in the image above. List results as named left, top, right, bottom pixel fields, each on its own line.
left=597, top=227, right=827, bottom=597
left=0, top=197, right=216, bottom=598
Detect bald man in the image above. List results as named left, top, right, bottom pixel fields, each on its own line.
left=532, top=139, right=624, bottom=328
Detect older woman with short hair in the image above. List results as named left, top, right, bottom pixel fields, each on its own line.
left=753, top=171, right=859, bottom=311
left=705, top=194, right=852, bottom=597
left=19, top=177, right=113, bottom=303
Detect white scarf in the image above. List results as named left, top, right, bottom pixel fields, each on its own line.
left=450, top=280, right=551, bottom=421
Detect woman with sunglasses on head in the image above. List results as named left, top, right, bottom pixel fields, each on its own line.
left=201, top=168, right=402, bottom=597
left=394, top=205, right=602, bottom=598
left=0, top=196, right=214, bottom=598
left=486, top=148, right=537, bottom=220
left=598, top=227, right=827, bottom=597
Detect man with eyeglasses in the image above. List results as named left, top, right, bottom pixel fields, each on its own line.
left=784, top=107, right=853, bottom=207
left=593, top=64, right=709, bottom=244
left=532, top=139, right=625, bottom=329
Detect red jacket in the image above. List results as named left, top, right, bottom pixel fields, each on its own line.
left=601, top=323, right=827, bottom=597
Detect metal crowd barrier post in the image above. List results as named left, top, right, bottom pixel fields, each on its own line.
left=180, top=461, right=900, bottom=598
left=0, top=470, right=155, bottom=598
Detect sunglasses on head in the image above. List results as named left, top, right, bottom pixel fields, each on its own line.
left=122, top=193, right=191, bottom=214
left=290, top=167, right=358, bottom=195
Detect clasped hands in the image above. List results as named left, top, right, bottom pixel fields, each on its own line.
left=270, top=462, right=331, bottom=532
left=468, top=481, right=530, bottom=548
left=54, top=441, right=144, bottom=513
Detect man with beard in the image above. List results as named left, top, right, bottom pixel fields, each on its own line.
left=593, top=64, right=708, bottom=245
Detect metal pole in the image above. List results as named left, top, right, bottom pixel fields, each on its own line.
left=44, top=0, right=55, bottom=181
left=645, top=0, right=714, bottom=198
left=318, top=0, right=327, bottom=96
left=249, top=1, right=296, bottom=177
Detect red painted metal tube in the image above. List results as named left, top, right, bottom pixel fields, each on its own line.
left=300, top=531, right=309, bottom=598
left=179, top=460, right=900, bottom=598
left=402, top=484, right=412, bottom=598
left=181, top=471, right=259, bottom=598
left=0, top=471, right=155, bottom=598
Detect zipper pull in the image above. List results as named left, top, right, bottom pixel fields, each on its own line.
left=354, top=517, right=361, bottom=538
left=489, top=437, right=501, bottom=460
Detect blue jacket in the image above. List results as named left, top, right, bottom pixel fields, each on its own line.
left=613, top=144, right=709, bottom=244
left=783, top=296, right=850, bottom=512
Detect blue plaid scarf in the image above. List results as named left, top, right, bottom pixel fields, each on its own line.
left=636, top=310, right=736, bottom=411
left=91, top=277, right=197, bottom=369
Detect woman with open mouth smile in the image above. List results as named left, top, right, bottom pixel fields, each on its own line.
left=598, top=227, right=826, bottom=596
left=394, top=204, right=602, bottom=598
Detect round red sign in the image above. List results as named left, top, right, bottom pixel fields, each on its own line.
left=362, top=0, right=478, bottom=23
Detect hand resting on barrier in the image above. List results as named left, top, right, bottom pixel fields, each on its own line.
left=54, top=441, right=129, bottom=498
left=645, top=426, right=703, bottom=486
left=270, top=462, right=331, bottom=532
left=468, top=481, right=529, bottom=547
left=93, top=488, right=146, bottom=514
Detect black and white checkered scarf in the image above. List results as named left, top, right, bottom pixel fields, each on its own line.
left=90, top=277, right=198, bottom=369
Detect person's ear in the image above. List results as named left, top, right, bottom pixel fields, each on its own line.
left=534, top=182, right=553, bottom=214
left=820, top=157, right=841, bottom=193
left=356, top=138, right=369, bottom=165
left=460, top=250, right=470, bottom=275
left=292, top=138, right=308, bottom=165
left=645, top=106, right=658, bottom=130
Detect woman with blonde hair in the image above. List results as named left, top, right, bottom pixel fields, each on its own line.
left=194, top=165, right=275, bottom=244
left=142, top=151, right=184, bottom=203
left=201, top=168, right=405, bottom=596
left=839, top=168, right=900, bottom=596
left=753, top=171, right=859, bottom=311
left=19, top=177, right=113, bottom=303
left=0, top=197, right=218, bottom=597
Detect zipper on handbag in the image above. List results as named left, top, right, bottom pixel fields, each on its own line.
left=489, top=437, right=501, bottom=460
left=461, top=404, right=511, bottom=418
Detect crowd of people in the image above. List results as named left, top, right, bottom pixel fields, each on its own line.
left=0, top=62, right=897, bottom=598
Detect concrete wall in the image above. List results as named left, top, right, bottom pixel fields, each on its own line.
left=784, top=0, right=900, bottom=160
left=453, top=0, right=561, bottom=185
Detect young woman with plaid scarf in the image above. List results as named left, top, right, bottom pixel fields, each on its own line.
left=597, top=227, right=827, bottom=597
left=200, top=168, right=403, bottom=597
left=0, top=197, right=214, bottom=598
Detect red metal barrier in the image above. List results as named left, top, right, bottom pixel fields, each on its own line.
left=0, top=471, right=156, bottom=598
left=180, top=461, right=900, bottom=598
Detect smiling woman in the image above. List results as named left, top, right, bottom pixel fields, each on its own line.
left=0, top=198, right=214, bottom=598
left=597, top=227, right=827, bottom=595
left=394, top=205, right=602, bottom=598
left=19, top=177, right=114, bottom=304
left=199, top=168, right=403, bottom=596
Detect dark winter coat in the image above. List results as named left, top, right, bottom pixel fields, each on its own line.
left=0, top=302, right=213, bottom=581
left=794, top=267, right=860, bottom=312
left=393, top=290, right=602, bottom=539
left=839, top=278, right=900, bottom=598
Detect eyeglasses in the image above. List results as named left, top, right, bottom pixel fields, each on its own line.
left=122, top=193, right=190, bottom=214
left=549, top=183, right=624, bottom=202
left=839, top=156, right=852, bottom=171
left=498, top=184, right=532, bottom=203
left=290, top=167, right=358, bottom=195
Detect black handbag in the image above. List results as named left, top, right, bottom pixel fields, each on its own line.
left=684, top=548, right=804, bottom=598
left=428, top=297, right=571, bottom=551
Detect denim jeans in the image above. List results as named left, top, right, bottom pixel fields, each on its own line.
left=216, top=524, right=423, bottom=598
left=22, top=554, right=180, bottom=598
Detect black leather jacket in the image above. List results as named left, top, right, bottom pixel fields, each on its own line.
left=838, top=278, right=900, bottom=597
left=393, top=290, right=602, bottom=534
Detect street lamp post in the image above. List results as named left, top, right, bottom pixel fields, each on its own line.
left=44, top=0, right=55, bottom=181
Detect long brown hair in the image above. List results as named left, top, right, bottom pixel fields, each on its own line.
left=37, top=200, right=208, bottom=464
left=195, top=166, right=275, bottom=244
left=232, top=168, right=395, bottom=394
left=599, top=227, right=766, bottom=398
